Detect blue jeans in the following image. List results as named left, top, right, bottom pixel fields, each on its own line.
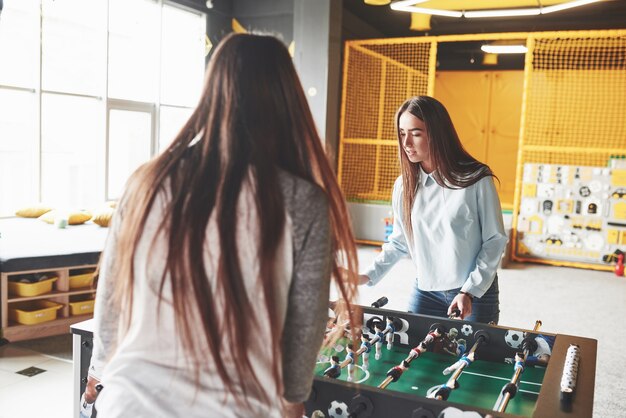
left=408, top=275, right=500, bottom=324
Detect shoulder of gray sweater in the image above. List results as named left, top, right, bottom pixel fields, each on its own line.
left=277, top=170, right=328, bottom=251
left=277, top=170, right=327, bottom=216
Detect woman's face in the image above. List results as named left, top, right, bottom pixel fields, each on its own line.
left=399, top=111, right=433, bottom=172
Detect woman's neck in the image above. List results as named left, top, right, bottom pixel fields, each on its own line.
left=420, top=161, right=435, bottom=174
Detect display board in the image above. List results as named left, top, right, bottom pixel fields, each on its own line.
left=514, top=162, right=626, bottom=269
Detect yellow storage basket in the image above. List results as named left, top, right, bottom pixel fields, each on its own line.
left=68, top=298, right=95, bottom=316
left=8, top=277, right=57, bottom=297
left=69, top=272, right=95, bottom=289
left=9, top=300, right=63, bottom=325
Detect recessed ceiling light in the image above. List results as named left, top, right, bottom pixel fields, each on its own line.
left=481, top=44, right=528, bottom=54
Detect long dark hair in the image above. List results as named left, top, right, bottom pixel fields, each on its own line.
left=396, top=96, right=495, bottom=239
left=107, top=33, right=358, bottom=409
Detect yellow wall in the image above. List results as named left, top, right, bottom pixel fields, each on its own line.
left=434, top=70, right=524, bottom=210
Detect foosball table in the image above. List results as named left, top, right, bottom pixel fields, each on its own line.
left=306, top=302, right=596, bottom=418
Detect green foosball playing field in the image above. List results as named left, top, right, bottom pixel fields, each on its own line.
left=315, top=340, right=546, bottom=417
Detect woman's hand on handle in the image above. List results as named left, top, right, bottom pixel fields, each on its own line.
left=84, top=376, right=101, bottom=404
left=448, top=293, right=473, bottom=320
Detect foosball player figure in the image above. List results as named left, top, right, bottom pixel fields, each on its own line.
left=323, top=356, right=341, bottom=379
left=424, top=325, right=446, bottom=353
left=406, top=341, right=427, bottom=362
left=345, top=344, right=356, bottom=382
left=443, top=351, right=476, bottom=375
left=359, top=334, right=372, bottom=370
left=379, top=360, right=411, bottom=389
left=385, top=316, right=396, bottom=350
left=456, top=339, right=467, bottom=357
left=431, top=382, right=455, bottom=401
left=374, top=323, right=385, bottom=360
left=513, top=352, right=525, bottom=373
left=387, top=360, right=409, bottom=381
left=525, top=335, right=555, bottom=367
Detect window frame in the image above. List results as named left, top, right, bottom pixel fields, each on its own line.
left=0, top=0, right=205, bottom=216
left=105, top=99, right=157, bottom=201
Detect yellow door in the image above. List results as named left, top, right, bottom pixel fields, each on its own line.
left=435, top=71, right=523, bottom=210
left=487, top=71, right=524, bottom=209
left=434, top=72, right=491, bottom=163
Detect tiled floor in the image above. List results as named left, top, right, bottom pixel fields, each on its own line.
left=0, top=344, right=73, bottom=418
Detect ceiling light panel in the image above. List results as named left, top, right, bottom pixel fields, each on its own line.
left=388, top=0, right=601, bottom=18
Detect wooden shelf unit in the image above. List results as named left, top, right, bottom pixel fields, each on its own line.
left=1, top=264, right=97, bottom=342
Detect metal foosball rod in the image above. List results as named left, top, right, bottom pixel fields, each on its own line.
left=339, top=344, right=356, bottom=368
left=493, top=320, right=543, bottom=413
left=446, top=332, right=486, bottom=387
left=377, top=323, right=446, bottom=390
left=363, top=317, right=400, bottom=361
left=359, top=329, right=383, bottom=351
left=429, top=330, right=490, bottom=401
left=355, top=296, right=390, bottom=354
left=328, top=298, right=426, bottom=386
left=376, top=341, right=425, bottom=389
left=323, top=341, right=358, bottom=380
left=330, top=297, right=396, bottom=381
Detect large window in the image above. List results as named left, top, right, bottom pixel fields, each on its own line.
left=42, top=0, right=107, bottom=96
left=107, top=106, right=154, bottom=199
left=0, top=89, right=38, bottom=215
left=41, top=94, right=105, bottom=207
left=0, top=0, right=206, bottom=215
left=108, top=0, right=160, bottom=102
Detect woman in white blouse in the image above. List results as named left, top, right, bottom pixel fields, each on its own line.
left=360, top=96, right=507, bottom=323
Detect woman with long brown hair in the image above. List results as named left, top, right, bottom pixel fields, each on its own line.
left=83, top=33, right=358, bottom=418
left=360, top=96, right=507, bottom=323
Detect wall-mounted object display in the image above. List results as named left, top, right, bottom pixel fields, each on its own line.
left=514, top=163, right=626, bottom=269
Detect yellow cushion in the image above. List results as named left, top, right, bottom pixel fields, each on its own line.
left=92, top=207, right=115, bottom=227
left=39, top=210, right=92, bottom=225
left=15, top=205, right=53, bottom=218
